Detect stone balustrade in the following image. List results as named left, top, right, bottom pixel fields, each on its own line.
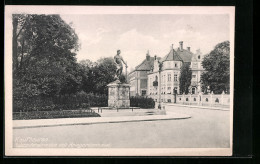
left=176, top=92, right=230, bottom=108
left=148, top=91, right=230, bottom=108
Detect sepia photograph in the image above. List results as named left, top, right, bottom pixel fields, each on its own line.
left=5, top=6, right=235, bottom=156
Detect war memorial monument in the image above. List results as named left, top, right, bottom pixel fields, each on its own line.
left=107, top=50, right=131, bottom=108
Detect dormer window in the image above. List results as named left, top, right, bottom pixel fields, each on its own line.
left=198, top=55, right=201, bottom=59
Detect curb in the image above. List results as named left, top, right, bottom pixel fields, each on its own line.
left=13, top=115, right=191, bottom=129
left=164, top=103, right=230, bottom=111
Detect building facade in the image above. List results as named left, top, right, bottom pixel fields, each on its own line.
left=128, top=51, right=158, bottom=97
left=129, top=41, right=204, bottom=103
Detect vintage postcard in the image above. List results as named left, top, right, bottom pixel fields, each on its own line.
left=5, top=5, right=235, bottom=156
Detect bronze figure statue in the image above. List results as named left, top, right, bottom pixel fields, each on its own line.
left=114, top=50, right=127, bottom=80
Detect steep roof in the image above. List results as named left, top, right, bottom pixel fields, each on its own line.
left=160, top=49, right=183, bottom=62
left=134, top=56, right=163, bottom=71
left=176, top=48, right=193, bottom=62
left=135, top=57, right=155, bottom=71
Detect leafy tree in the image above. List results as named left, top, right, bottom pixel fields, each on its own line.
left=79, top=57, right=117, bottom=95
left=201, top=41, right=230, bottom=94
left=179, top=63, right=192, bottom=94
left=13, top=14, right=80, bottom=98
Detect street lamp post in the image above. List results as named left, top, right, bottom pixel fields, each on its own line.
left=158, top=62, right=163, bottom=109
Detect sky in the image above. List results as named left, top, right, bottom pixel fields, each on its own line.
left=61, top=14, right=230, bottom=71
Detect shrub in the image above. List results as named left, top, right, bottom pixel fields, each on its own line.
left=13, top=91, right=108, bottom=112
left=13, top=109, right=101, bottom=120
left=130, top=96, right=155, bottom=108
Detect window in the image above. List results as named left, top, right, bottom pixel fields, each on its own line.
left=175, top=63, right=177, bottom=67
left=192, top=88, right=196, bottom=94
left=167, top=87, right=171, bottom=90
left=167, top=74, right=171, bottom=82
left=174, top=74, right=178, bottom=81
left=192, top=75, right=196, bottom=79
left=167, top=99, right=171, bottom=102
left=198, top=55, right=201, bottom=59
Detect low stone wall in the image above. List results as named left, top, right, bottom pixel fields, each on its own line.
left=176, top=93, right=230, bottom=108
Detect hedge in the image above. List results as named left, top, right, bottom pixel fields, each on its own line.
left=13, top=91, right=108, bottom=112
left=130, top=96, right=155, bottom=108
left=13, top=109, right=101, bottom=120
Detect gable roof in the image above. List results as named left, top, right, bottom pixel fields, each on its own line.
left=160, top=49, right=183, bottom=62
left=135, top=57, right=155, bottom=71
left=133, top=56, right=163, bottom=71
left=176, top=48, right=193, bottom=62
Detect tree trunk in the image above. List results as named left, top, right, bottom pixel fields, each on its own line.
left=12, top=16, right=18, bottom=72
left=19, top=38, right=25, bottom=69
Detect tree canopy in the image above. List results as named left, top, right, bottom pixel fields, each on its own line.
left=179, top=63, right=192, bottom=94
left=201, top=41, right=230, bottom=94
left=79, top=57, right=127, bottom=95
left=13, top=14, right=80, bottom=98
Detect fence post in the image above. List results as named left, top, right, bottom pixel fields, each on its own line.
left=221, top=91, right=225, bottom=105
left=189, top=94, right=191, bottom=105
left=210, top=91, right=213, bottom=106
left=201, top=93, right=203, bottom=106
left=98, top=107, right=99, bottom=113
left=197, top=93, right=200, bottom=105
left=182, top=93, right=185, bottom=105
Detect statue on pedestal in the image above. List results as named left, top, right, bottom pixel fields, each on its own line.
left=114, top=50, right=127, bottom=80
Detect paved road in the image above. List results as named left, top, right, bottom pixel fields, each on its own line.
left=13, top=106, right=230, bottom=148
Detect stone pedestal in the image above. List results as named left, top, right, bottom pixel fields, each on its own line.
left=107, top=80, right=130, bottom=108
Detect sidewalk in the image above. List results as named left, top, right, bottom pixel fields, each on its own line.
left=13, top=111, right=191, bottom=129
left=163, top=103, right=230, bottom=111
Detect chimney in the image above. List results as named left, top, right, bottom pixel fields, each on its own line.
left=146, top=50, right=150, bottom=61
left=179, top=41, right=183, bottom=51
left=187, top=47, right=190, bottom=51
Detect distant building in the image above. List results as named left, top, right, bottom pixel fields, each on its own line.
left=128, top=41, right=205, bottom=102
left=128, top=51, right=160, bottom=97
left=147, top=41, right=204, bottom=102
